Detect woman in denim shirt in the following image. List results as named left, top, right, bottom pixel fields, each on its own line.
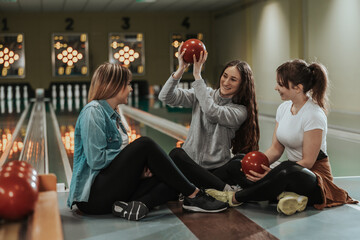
left=67, top=62, right=228, bottom=221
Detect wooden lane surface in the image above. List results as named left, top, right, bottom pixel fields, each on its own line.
left=167, top=201, right=278, bottom=240
left=0, top=220, right=26, bottom=240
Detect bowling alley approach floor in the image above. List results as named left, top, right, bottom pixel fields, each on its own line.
left=58, top=176, right=360, bottom=240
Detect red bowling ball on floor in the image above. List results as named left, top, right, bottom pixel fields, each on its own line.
left=0, top=160, right=39, bottom=220
left=179, top=39, right=206, bottom=63
left=241, top=151, right=270, bottom=175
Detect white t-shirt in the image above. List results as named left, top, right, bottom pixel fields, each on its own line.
left=276, top=99, right=327, bottom=162
left=116, top=106, right=130, bottom=150
left=118, top=126, right=129, bottom=150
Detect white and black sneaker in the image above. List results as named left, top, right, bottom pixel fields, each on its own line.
left=182, top=189, right=228, bottom=213
left=112, top=201, right=149, bottom=221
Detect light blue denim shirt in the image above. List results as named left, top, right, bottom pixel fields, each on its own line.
left=67, top=100, right=127, bottom=208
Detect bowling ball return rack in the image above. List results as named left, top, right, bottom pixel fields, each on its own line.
left=0, top=92, right=65, bottom=240
left=0, top=174, right=63, bottom=240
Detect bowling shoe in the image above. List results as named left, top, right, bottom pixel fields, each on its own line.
left=112, top=201, right=149, bottom=221
left=182, top=189, right=228, bottom=213
left=205, top=189, right=242, bottom=207
left=277, top=192, right=308, bottom=215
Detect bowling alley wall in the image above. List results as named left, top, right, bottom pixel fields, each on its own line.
left=1, top=0, right=359, bottom=114
left=212, top=0, right=360, bottom=113
left=0, top=12, right=214, bottom=90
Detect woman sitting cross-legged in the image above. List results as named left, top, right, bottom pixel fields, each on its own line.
left=67, top=62, right=228, bottom=221
left=206, top=59, right=358, bottom=215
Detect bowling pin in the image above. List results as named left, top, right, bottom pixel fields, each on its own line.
left=7, top=86, right=13, bottom=100
left=15, top=86, right=20, bottom=99
left=23, top=86, right=28, bottom=99
left=52, top=85, right=57, bottom=99
left=134, top=83, right=139, bottom=97
left=67, top=84, right=72, bottom=99
left=82, top=96, right=87, bottom=108
left=0, top=98, right=4, bottom=113
left=16, top=99, right=20, bottom=113
left=59, top=85, right=65, bottom=99
left=52, top=98, right=57, bottom=110
left=82, top=84, right=87, bottom=99
left=134, top=94, right=139, bottom=109
left=153, top=85, right=160, bottom=96
left=153, top=100, right=161, bottom=109
left=67, top=98, right=73, bottom=112
left=0, top=86, right=4, bottom=100
left=7, top=99, right=13, bottom=114
left=60, top=98, right=65, bottom=111
left=75, top=97, right=80, bottom=110
left=74, top=84, right=80, bottom=98
left=23, top=98, right=28, bottom=108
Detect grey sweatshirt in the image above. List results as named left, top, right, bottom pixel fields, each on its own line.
left=158, top=75, right=247, bottom=169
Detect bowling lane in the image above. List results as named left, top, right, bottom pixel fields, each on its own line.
left=0, top=98, right=32, bottom=163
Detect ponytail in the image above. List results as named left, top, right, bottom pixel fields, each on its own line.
left=308, top=63, right=329, bottom=113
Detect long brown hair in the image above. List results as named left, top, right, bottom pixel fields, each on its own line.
left=218, top=60, right=260, bottom=154
left=276, top=59, right=329, bottom=113
left=88, top=62, right=132, bottom=102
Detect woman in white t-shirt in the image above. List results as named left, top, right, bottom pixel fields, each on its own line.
left=207, top=59, right=357, bottom=215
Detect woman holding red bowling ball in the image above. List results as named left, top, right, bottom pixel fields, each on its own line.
left=67, top=62, right=228, bottom=221
left=209, top=59, right=357, bottom=215
left=159, top=42, right=260, bottom=194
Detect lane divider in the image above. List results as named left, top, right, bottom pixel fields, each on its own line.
left=19, top=101, right=48, bottom=174
left=0, top=102, right=32, bottom=167
left=49, top=103, right=72, bottom=188
left=121, top=104, right=189, bottom=141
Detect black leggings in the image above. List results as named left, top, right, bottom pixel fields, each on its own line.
left=76, top=137, right=195, bottom=214
left=170, top=148, right=322, bottom=205
left=169, top=148, right=242, bottom=190
left=234, top=161, right=322, bottom=205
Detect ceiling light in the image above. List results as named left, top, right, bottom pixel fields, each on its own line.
left=136, top=0, right=156, bottom=3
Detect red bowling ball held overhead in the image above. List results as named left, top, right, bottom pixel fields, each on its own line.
left=179, top=39, right=206, bottom=63
left=241, top=151, right=270, bottom=175
left=0, top=160, right=39, bottom=220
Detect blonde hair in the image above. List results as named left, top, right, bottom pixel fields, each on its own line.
left=88, top=62, right=132, bottom=102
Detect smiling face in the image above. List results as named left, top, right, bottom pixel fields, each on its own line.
left=275, top=77, right=299, bottom=101
left=117, top=78, right=133, bottom=104
left=219, top=66, right=241, bottom=98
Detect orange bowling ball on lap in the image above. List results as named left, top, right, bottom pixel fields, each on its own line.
left=179, top=39, right=206, bottom=63
left=0, top=160, right=39, bottom=220
left=241, top=151, right=270, bottom=175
